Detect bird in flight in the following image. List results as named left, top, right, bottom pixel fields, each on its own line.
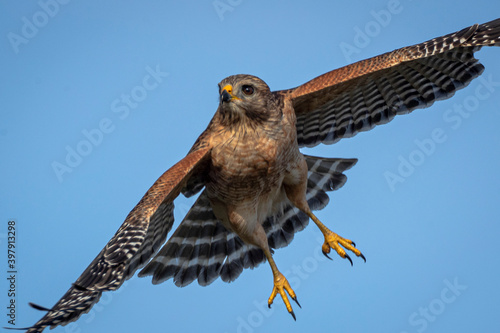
left=18, top=18, right=500, bottom=332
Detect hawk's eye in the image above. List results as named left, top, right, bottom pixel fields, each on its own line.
left=242, top=85, right=254, bottom=95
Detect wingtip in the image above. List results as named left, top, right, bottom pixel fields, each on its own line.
left=28, top=302, right=51, bottom=312
left=3, top=325, right=42, bottom=332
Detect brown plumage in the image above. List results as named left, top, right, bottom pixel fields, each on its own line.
left=20, top=18, right=500, bottom=332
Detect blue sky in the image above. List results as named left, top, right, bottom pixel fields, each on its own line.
left=1, top=1, right=500, bottom=332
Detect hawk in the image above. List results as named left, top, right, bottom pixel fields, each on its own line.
left=20, top=18, right=500, bottom=332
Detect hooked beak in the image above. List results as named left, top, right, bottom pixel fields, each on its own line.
left=221, top=90, right=232, bottom=103
left=220, top=84, right=240, bottom=104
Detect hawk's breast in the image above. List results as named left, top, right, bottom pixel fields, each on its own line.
left=206, top=114, right=298, bottom=207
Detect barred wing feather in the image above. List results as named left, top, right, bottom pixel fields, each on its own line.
left=282, top=18, right=500, bottom=147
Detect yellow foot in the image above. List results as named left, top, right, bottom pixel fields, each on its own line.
left=268, top=272, right=301, bottom=320
left=322, top=231, right=366, bottom=265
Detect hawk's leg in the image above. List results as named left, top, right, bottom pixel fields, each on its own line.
left=284, top=157, right=365, bottom=265
left=306, top=211, right=366, bottom=265
left=263, top=248, right=301, bottom=320
left=222, top=204, right=300, bottom=320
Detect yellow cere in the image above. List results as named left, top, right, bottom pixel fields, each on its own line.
left=222, top=84, right=241, bottom=101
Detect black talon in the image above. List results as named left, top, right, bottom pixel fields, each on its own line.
left=292, top=296, right=302, bottom=308
left=345, top=253, right=353, bottom=266
left=290, top=310, right=296, bottom=321
left=351, top=241, right=356, bottom=247
left=268, top=303, right=272, bottom=309
left=322, top=251, right=333, bottom=260
left=360, top=253, right=366, bottom=262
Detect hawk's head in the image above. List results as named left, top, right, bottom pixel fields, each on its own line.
left=217, top=74, right=275, bottom=125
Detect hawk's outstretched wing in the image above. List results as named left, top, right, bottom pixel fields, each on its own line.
left=23, top=147, right=211, bottom=333
left=139, top=155, right=356, bottom=287
left=277, top=18, right=500, bottom=148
